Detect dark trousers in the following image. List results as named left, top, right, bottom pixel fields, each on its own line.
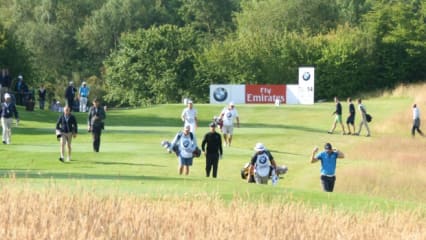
left=320, top=175, right=336, bottom=192
left=66, top=98, right=74, bottom=109
left=92, top=128, right=102, bottom=152
left=205, top=153, right=219, bottom=178
left=412, top=119, right=424, bottom=136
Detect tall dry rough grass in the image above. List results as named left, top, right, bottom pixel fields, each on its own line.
left=0, top=186, right=424, bottom=240
left=340, top=83, right=426, bottom=201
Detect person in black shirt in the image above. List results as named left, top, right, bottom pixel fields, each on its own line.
left=56, top=106, right=78, bottom=162
left=328, top=96, right=346, bottom=135
left=1, top=93, right=19, bottom=144
left=38, top=85, right=47, bottom=110
left=346, top=97, right=356, bottom=135
left=201, top=122, right=223, bottom=178
left=64, top=81, right=76, bottom=111
left=88, top=98, right=106, bottom=152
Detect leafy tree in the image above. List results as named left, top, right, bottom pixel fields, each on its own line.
left=104, top=25, right=201, bottom=106
left=237, top=0, right=340, bottom=36
left=178, top=0, right=240, bottom=36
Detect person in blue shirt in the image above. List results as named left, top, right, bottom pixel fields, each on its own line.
left=311, top=142, right=345, bottom=192
left=78, top=81, right=90, bottom=112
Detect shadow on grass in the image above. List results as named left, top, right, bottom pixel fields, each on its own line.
left=90, top=161, right=165, bottom=167
left=0, top=169, right=192, bottom=182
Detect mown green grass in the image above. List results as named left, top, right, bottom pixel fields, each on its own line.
left=0, top=96, right=422, bottom=213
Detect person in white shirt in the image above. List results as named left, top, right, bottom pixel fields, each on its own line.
left=220, top=102, right=240, bottom=147
left=170, top=125, right=198, bottom=175
left=181, top=100, right=198, bottom=133
left=411, top=104, right=424, bottom=137
left=354, top=98, right=371, bottom=137
left=247, top=143, right=277, bottom=184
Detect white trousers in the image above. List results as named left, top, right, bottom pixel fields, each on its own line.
left=80, top=97, right=88, bottom=112
left=1, top=117, right=13, bottom=144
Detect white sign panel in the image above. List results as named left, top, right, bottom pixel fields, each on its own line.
left=210, top=85, right=245, bottom=104
left=286, top=84, right=300, bottom=104
left=298, top=67, right=315, bottom=104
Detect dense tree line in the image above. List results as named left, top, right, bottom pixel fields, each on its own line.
left=0, top=0, right=425, bottom=106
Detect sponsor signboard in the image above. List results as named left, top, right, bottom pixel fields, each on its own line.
left=209, top=85, right=245, bottom=104
left=245, top=84, right=286, bottom=104
left=298, top=67, right=315, bottom=104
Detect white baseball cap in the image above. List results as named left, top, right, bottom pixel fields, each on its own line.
left=254, top=142, right=265, bottom=151
left=4, top=93, right=11, bottom=99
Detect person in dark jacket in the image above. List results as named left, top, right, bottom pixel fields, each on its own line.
left=64, top=81, right=76, bottom=111
left=1, top=93, right=19, bottom=144
left=201, top=122, right=223, bottom=178
left=88, top=98, right=106, bottom=152
left=56, top=106, right=78, bottom=162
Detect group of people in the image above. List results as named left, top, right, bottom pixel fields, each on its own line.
left=55, top=98, right=106, bottom=162
left=162, top=100, right=240, bottom=177
left=328, top=97, right=371, bottom=137
left=65, top=81, right=91, bottom=113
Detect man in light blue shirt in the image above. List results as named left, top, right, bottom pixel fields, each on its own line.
left=78, top=81, right=90, bottom=112
left=311, top=142, right=345, bottom=192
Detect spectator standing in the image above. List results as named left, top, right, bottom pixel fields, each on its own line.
left=346, top=97, right=356, bottom=135
left=88, top=98, right=106, bottom=152
left=328, top=96, right=346, bottom=135
left=0, top=69, right=5, bottom=97
left=201, top=122, right=223, bottom=178
left=247, top=143, right=277, bottom=184
left=170, top=125, right=198, bottom=175
left=64, top=81, right=76, bottom=111
left=1, top=93, right=19, bottom=144
left=354, top=98, right=371, bottom=137
left=0, top=69, right=11, bottom=97
left=38, top=84, right=47, bottom=110
left=411, top=104, right=424, bottom=137
left=15, top=75, right=28, bottom=106
left=56, top=106, right=78, bottom=162
left=220, top=102, right=240, bottom=147
left=311, top=143, right=345, bottom=192
left=181, top=100, right=198, bottom=133
left=78, top=81, right=90, bottom=112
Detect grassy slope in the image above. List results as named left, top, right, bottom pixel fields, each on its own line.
left=0, top=93, right=423, bottom=212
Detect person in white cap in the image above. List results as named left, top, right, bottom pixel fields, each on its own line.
left=78, top=81, right=90, bottom=112
left=220, top=101, right=240, bottom=147
left=1, top=93, right=19, bottom=144
left=247, top=143, right=277, bottom=184
left=181, top=100, right=198, bottom=133
left=169, top=124, right=198, bottom=175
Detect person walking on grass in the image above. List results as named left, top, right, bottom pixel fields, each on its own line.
left=201, top=122, right=223, bottom=178
left=354, top=98, right=371, bottom=137
left=411, top=104, right=424, bottom=137
left=247, top=143, right=277, bottom=185
left=328, top=96, right=346, bottom=135
left=1, top=93, right=19, bottom=144
left=170, top=124, right=198, bottom=175
left=181, top=100, right=198, bottom=133
left=56, top=106, right=78, bottom=162
left=311, top=143, right=345, bottom=192
left=220, top=102, right=240, bottom=147
left=88, top=98, right=106, bottom=152
left=346, top=97, right=356, bottom=135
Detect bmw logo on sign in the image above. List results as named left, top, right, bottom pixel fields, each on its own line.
left=303, top=72, right=311, bottom=81
left=213, top=87, right=228, bottom=102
